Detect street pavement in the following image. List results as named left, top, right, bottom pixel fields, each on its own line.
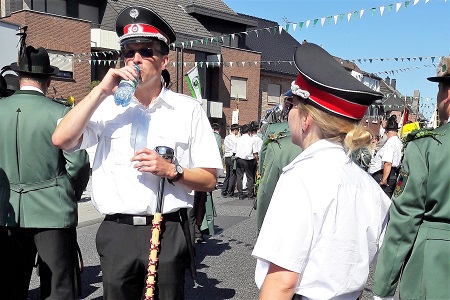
left=27, top=177, right=384, bottom=299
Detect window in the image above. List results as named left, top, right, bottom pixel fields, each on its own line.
left=267, top=84, right=281, bottom=103
left=48, top=50, right=73, bottom=79
left=230, top=77, right=247, bottom=100
left=79, top=4, right=99, bottom=26
left=47, top=0, right=66, bottom=15
left=23, top=0, right=66, bottom=15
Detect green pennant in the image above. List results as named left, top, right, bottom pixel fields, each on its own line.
left=299, top=21, right=304, bottom=28
left=405, top=1, right=410, bottom=8
left=353, top=11, right=358, bottom=18
left=340, top=13, right=344, bottom=21
left=313, top=19, right=318, bottom=26
left=388, top=4, right=393, bottom=13
left=371, top=8, right=376, bottom=16
left=285, top=23, right=290, bottom=31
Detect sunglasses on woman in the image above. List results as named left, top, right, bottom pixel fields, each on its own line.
left=122, top=48, right=163, bottom=59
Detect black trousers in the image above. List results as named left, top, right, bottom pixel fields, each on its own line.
left=0, top=227, right=77, bottom=300
left=371, top=167, right=399, bottom=198
left=236, top=158, right=255, bottom=196
left=221, top=156, right=236, bottom=195
left=96, top=211, right=190, bottom=300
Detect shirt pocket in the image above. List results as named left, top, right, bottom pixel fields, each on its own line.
left=149, top=131, right=190, bottom=165
left=107, top=125, right=134, bottom=166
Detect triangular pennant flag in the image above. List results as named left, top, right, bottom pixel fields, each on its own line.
left=425, top=0, right=430, bottom=3
left=347, top=12, right=352, bottom=22
left=353, top=11, right=358, bottom=18
left=396, top=2, right=402, bottom=12
left=279, top=25, right=283, bottom=34
left=340, top=13, right=344, bottom=21
left=254, top=30, right=259, bottom=37
left=88, top=60, right=91, bottom=65
left=388, top=4, right=393, bottom=13
left=360, top=9, right=364, bottom=18
left=305, top=20, right=311, bottom=28
left=286, top=23, right=290, bottom=31
left=380, top=6, right=385, bottom=16
left=292, top=23, right=297, bottom=31
left=327, top=16, right=332, bottom=24
left=413, top=0, right=419, bottom=5
left=231, top=33, right=235, bottom=40
left=371, top=8, right=376, bottom=16
left=320, top=17, right=325, bottom=26
left=206, top=62, right=209, bottom=68
left=405, top=1, right=410, bottom=8
left=230, top=62, right=233, bottom=67
left=299, top=21, right=304, bottom=29
left=334, top=15, right=338, bottom=24
left=172, top=62, right=176, bottom=67
left=313, top=19, right=319, bottom=26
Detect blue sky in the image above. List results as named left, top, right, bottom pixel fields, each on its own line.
left=222, top=0, right=450, bottom=120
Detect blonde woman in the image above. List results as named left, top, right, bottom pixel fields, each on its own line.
left=252, top=43, right=391, bottom=300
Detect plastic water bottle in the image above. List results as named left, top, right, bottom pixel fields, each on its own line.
left=114, top=65, right=140, bottom=107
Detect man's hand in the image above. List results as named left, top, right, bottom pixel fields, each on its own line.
left=131, top=148, right=174, bottom=178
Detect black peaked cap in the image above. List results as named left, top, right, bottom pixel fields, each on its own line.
left=116, top=6, right=176, bottom=45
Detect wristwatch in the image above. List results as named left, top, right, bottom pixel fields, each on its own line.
left=168, top=164, right=183, bottom=184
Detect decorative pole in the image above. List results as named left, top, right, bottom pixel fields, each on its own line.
left=143, top=146, right=174, bottom=300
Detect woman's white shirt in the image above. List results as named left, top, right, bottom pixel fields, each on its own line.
left=253, top=139, right=391, bottom=300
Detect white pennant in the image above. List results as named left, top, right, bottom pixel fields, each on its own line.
left=292, top=23, right=297, bottom=31
left=396, top=3, right=402, bottom=12
left=305, top=20, right=310, bottom=28
left=184, top=62, right=187, bottom=67
left=231, top=34, right=235, bottom=40
left=380, top=6, right=385, bottom=16
left=425, top=0, right=430, bottom=3
left=230, top=62, right=233, bottom=67
left=413, top=0, right=419, bottom=5
left=347, top=12, right=352, bottom=22
left=242, top=61, right=245, bottom=66
left=206, top=62, right=209, bottom=68
left=334, top=15, right=338, bottom=24
left=190, top=41, right=194, bottom=47
left=172, top=62, right=176, bottom=67
left=194, top=62, right=198, bottom=67
left=360, top=9, right=364, bottom=18
left=320, top=17, right=325, bottom=26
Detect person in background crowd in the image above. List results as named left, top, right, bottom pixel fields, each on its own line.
left=252, top=43, right=390, bottom=300
left=0, top=65, right=19, bottom=98
left=368, top=115, right=403, bottom=198
left=52, top=6, right=222, bottom=300
left=373, top=56, right=450, bottom=300
left=221, top=123, right=239, bottom=197
left=249, top=121, right=263, bottom=180
left=161, top=69, right=171, bottom=89
left=0, top=40, right=90, bottom=299
left=235, top=124, right=258, bottom=200
left=255, top=90, right=302, bottom=233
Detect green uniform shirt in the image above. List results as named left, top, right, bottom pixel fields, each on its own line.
left=373, top=123, right=450, bottom=299
left=0, top=90, right=90, bottom=228
left=256, top=122, right=302, bottom=232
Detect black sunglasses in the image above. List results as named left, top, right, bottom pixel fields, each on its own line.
left=122, top=48, right=163, bottom=59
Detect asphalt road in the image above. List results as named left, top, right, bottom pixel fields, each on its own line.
left=27, top=188, right=386, bottom=300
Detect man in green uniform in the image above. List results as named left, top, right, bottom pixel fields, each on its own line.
left=256, top=91, right=302, bottom=232
left=373, top=56, right=450, bottom=300
left=0, top=43, right=90, bottom=299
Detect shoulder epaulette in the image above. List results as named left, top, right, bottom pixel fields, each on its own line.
left=51, top=97, right=71, bottom=106
left=402, top=128, right=443, bottom=145
left=264, top=129, right=289, bottom=146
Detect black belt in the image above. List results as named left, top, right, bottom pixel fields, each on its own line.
left=104, top=210, right=181, bottom=226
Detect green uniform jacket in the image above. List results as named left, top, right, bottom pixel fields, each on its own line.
left=256, top=122, right=302, bottom=232
left=373, top=123, right=450, bottom=299
left=0, top=90, right=90, bottom=228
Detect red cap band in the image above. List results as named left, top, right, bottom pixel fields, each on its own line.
left=295, top=74, right=368, bottom=120
left=123, top=23, right=169, bottom=43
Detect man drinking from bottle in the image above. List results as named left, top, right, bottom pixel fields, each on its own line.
left=52, top=5, right=222, bottom=300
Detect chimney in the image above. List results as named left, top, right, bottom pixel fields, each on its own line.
left=385, top=76, right=390, bottom=86
left=391, top=79, right=396, bottom=90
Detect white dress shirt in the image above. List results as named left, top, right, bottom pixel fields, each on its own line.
left=235, top=133, right=257, bottom=160
left=253, top=139, right=391, bottom=300
left=223, top=133, right=237, bottom=157
left=368, top=135, right=403, bottom=174
left=72, top=88, right=223, bottom=215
